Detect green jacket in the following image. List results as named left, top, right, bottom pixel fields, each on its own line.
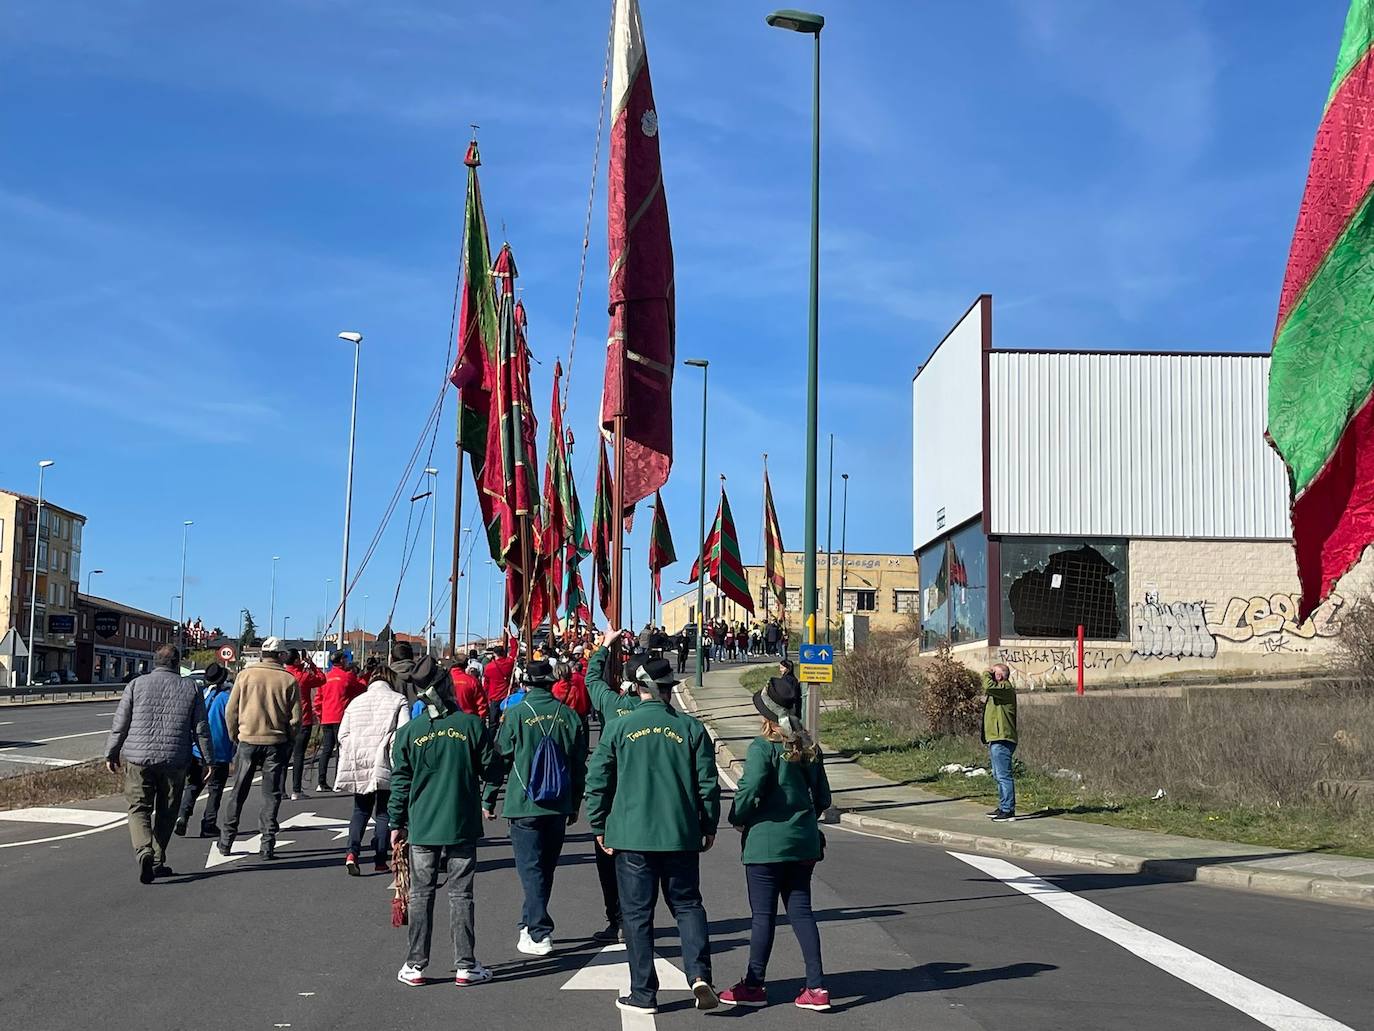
left=982, top=672, right=1018, bottom=744
left=728, top=737, right=832, bottom=864
left=585, top=646, right=641, bottom=724
left=388, top=708, right=498, bottom=847
left=487, top=687, right=588, bottom=818
left=585, top=698, right=720, bottom=852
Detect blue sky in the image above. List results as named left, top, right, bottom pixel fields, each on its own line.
left=0, top=1, right=1348, bottom=641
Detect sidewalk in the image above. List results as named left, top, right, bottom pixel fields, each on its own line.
left=677, top=662, right=1374, bottom=909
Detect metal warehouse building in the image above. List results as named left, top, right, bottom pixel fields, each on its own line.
left=911, top=295, right=1368, bottom=686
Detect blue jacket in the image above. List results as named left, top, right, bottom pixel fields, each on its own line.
left=193, top=684, right=235, bottom=764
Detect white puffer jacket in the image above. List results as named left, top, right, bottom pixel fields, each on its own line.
left=333, top=682, right=408, bottom=795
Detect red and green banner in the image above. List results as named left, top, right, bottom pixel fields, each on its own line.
left=762, top=471, right=786, bottom=612
left=540, top=360, right=572, bottom=617
left=448, top=141, right=503, bottom=561
left=1268, top=0, right=1374, bottom=619
left=600, top=0, right=675, bottom=512
left=648, top=490, right=676, bottom=602
left=690, top=484, right=755, bottom=614
left=591, top=439, right=615, bottom=621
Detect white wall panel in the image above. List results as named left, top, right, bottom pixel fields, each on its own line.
left=988, top=352, right=1289, bottom=539
left=913, top=298, right=985, bottom=552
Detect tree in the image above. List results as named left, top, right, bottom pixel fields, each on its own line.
left=239, top=610, right=257, bottom=650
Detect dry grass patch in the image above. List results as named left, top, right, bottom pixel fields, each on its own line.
left=0, top=760, right=122, bottom=811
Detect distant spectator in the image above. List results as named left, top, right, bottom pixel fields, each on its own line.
left=314, top=651, right=366, bottom=790
left=284, top=650, right=326, bottom=800
left=982, top=663, right=1018, bottom=822
left=175, top=661, right=234, bottom=839
left=105, top=645, right=213, bottom=884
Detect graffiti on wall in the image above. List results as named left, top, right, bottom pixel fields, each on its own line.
left=1130, top=590, right=1344, bottom=661
left=995, top=646, right=1135, bottom=681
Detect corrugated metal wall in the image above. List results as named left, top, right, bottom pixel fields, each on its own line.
left=988, top=351, right=1289, bottom=539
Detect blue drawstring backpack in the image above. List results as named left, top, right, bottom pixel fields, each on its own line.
left=516, top=700, right=569, bottom=806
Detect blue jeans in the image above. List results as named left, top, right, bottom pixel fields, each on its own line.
left=348, top=789, right=390, bottom=862
left=744, top=861, right=823, bottom=989
left=508, top=815, right=566, bottom=942
left=616, top=849, right=711, bottom=1005
left=989, top=740, right=1016, bottom=813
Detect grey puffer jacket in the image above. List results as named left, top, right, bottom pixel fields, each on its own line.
left=105, top=665, right=213, bottom=769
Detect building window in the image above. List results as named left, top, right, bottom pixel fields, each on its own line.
left=1000, top=537, right=1128, bottom=640
left=948, top=521, right=988, bottom=644
left=840, top=589, right=876, bottom=613
left=37, top=538, right=48, bottom=570
left=894, top=589, right=919, bottom=614
left=784, top=587, right=801, bottom=612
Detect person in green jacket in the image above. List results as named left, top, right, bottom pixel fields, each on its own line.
left=388, top=671, right=501, bottom=988
left=583, top=626, right=645, bottom=944
left=719, top=675, right=833, bottom=1012
left=982, top=663, right=1019, bottom=821
left=585, top=655, right=721, bottom=1017
left=485, top=658, right=588, bottom=957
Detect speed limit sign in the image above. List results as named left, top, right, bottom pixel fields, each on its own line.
left=218, top=645, right=236, bottom=663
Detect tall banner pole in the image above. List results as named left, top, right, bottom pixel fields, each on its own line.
left=449, top=407, right=464, bottom=658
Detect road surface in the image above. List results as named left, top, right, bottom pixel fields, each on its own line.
left=0, top=700, right=119, bottom=774
left=0, top=682, right=1369, bottom=1031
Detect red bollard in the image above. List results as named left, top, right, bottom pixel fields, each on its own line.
left=1076, top=624, right=1085, bottom=695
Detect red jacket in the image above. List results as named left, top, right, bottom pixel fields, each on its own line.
left=553, top=671, right=591, bottom=719
left=483, top=656, right=516, bottom=706
left=449, top=667, right=490, bottom=721
left=315, top=666, right=365, bottom=725
left=285, top=663, right=327, bottom=727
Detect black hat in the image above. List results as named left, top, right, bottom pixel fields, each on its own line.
left=632, top=655, right=679, bottom=691
left=392, top=641, right=414, bottom=661
left=524, top=659, right=558, bottom=687
left=753, top=676, right=801, bottom=724
left=203, top=662, right=228, bottom=686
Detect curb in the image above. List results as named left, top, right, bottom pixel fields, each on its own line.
left=676, top=681, right=1374, bottom=910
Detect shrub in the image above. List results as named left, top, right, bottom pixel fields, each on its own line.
left=922, top=641, right=983, bottom=736
left=1333, top=599, right=1374, bottom=675
left=836, top=636, right=924, bottom=737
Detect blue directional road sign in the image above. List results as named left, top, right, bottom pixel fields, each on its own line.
left=799, top=643, right=834, bottom=664
left=797, top=643, right=834, bottom=683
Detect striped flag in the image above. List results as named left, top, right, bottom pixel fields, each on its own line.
left=762, top=471, right=786, bottom=611
left=690, top=485, right=755, bottom=614
left=1268, top=0, right=1374, bottom=619
left=591, top=439, right=615, bottom=621
left=540, top=361, right=573, bottom=616
left=600, top=0, right=675, bottom=511
left=447, top=140, right=502, bottom=560
left=648, top=490, right=676, bottom=603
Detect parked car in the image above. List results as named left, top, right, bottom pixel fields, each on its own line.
left=58, top=670, right=80, bottom=684
left=44, top=671, right=62, bottom=685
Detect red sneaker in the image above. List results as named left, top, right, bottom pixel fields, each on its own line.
left=374, top=859, right=391, bottom=874
left=719, top=981, right=767, bottom=1007
left=795, top=987, right=831, bottom=1011
left=345, top=852, right=359, bottom=876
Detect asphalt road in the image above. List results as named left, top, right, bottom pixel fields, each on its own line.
left=0, top=700, right=119, bottom=774
left=1, top=722, right=1370, bottom=1030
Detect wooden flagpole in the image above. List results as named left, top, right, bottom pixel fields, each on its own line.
left=449, top=409, right=464, bottom=659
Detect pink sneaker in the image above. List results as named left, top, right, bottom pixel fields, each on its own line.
left=795, top=987, right=831, bottom=1011
left=719, top=981, right=767, bottom=1007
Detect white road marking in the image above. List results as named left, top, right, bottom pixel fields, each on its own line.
left=0, top=721, right=13, bottom=726
left=562, top=943, right=689, bottom=1031
left=30, top=730, right=109, bottom=744
left=204, top=834, right=295, bottom=869
left=0, top=754, right=81, bottom=767
left=0, top=807, right=124, bottom=827
left=279, top=811, right=354, bottom=840
left=949, top=851, right=1355, bottom=1031
left=0, top=818, right=127, bottom=848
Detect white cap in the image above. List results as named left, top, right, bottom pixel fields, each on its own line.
left=260, top=636, right=285, bottom=653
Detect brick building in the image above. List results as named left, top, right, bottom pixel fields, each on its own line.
left=0, top=488, right=86, bottom=684
left=74, top=595, right=177, bottom=684
left=911, top=295, right=1370, bottom=686
left=659, top=551, right=920, bottom=637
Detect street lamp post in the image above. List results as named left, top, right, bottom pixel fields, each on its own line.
left=322, top=578, right=333, bottom=653
left=424, top=467, right=439, bottom=656
left=825, top=432, right=834, bottom=646
left=463, top=527, right=473, bottom=656
left=337, top=331, right=363, bottom=650
left=26, top=459, right=54, bottom=686
left=283, top=615, right=291, bottom=642
left=767, top=7, right=824, bottom=731
left=839, top=472, right=849, bottom=638
left=685, top=358, right=709, bottom=690
left=485, top=559, right=493, bottom=643
left=178, top=520, right=193, bottom=656
left=169, top=594, right=180, bottom=621
left=86, top=569, right=104, bottom=598
left=269, top=555, right=280, bottom=638
left=361, top=595, right=368, bottom=663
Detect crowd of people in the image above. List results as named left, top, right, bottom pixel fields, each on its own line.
left=102, top=625, right=836, bottom=1015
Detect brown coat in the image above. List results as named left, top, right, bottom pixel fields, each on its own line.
left=225, top=659, right=301, bottom=745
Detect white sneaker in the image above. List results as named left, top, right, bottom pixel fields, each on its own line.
left=397, top=963, right=425, bottom=986
left=516, top=928, right=553, bottom=956
left=454, top=962, right=493, bottom=986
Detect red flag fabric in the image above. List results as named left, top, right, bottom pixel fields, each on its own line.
left=689, top=486, right=754, bottom=614
left=591, top=439, right=615, bottom=621
left=540, top=361, right=570, bottom=618
left=762, top=471, right=786, bottom=611
left=601, top=0, right=675, bottom=511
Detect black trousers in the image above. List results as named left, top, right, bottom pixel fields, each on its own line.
left=316, top=723, right=340, bottom=788
left=177, top=758, right=229, bottom=831
left=594, top=834, right=620, bottom=925
left=290, top=726, right=315, bottom=793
